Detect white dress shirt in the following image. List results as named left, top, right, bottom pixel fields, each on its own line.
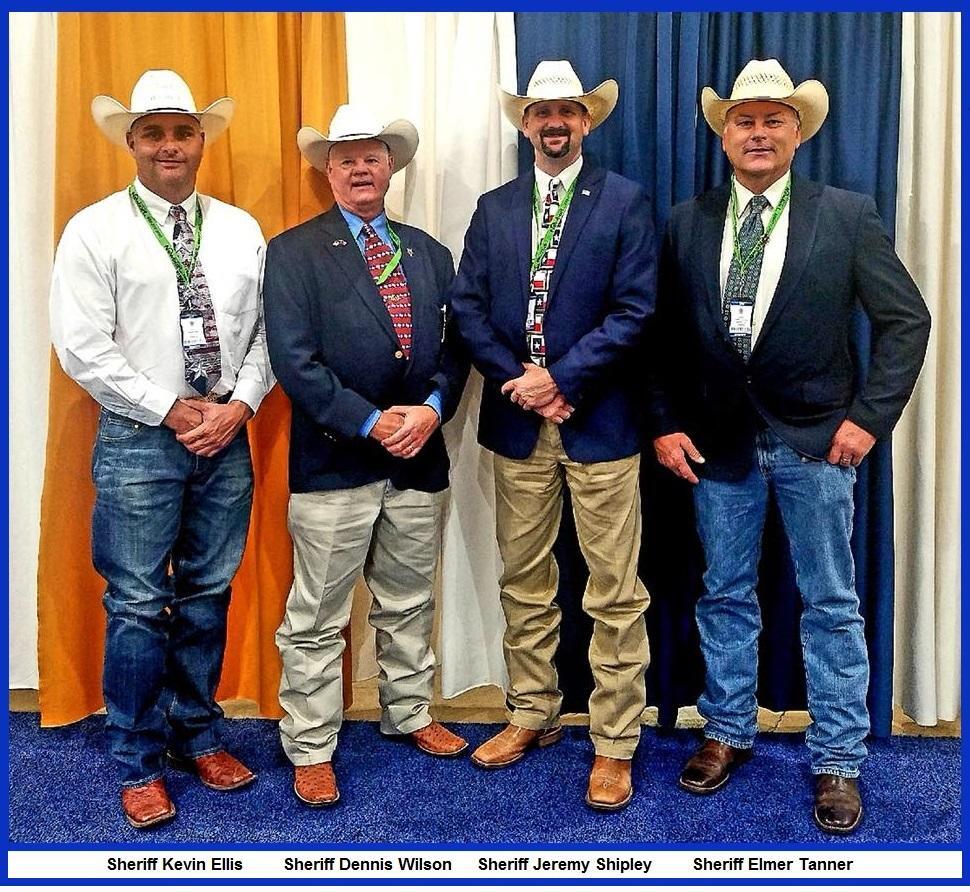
left=50, top=178, right=275, bottom=425
left=532, top=154, right=584, bottom=253
left=718, top=170, right=792, bottom=347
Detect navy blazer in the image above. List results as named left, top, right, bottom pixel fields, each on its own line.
left=263, top=206, right=469, bottom=493
left=451, top=164, right=656, bottom=462
left=649, top=177, right=931, bottom=479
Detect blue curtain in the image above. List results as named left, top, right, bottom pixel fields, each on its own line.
left=514, top=12, right=902, bottom=736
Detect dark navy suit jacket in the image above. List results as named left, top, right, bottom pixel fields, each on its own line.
left=450, top=164, right=656, bottom=462
left=264, top=206, right=468, bottom=493
left=649, top=177, right=931, bottom=479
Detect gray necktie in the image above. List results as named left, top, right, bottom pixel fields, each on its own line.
left=722, top=194, right=770, bottom=361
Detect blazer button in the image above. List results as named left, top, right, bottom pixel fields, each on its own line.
left=745, top=375, right=753, bottom=385
left=394, top=350, right=404, bottom=360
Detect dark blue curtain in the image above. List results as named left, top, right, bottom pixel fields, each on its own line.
left=514, top=12, right=902, bottom=736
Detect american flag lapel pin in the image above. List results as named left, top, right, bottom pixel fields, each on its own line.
left=332, top=239, right=347, bottom=247
left=581, top=189, right=591, bottom=196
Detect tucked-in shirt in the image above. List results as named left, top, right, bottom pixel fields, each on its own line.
left=50, top=178, right=274, bottom=425
left=718, top=170, right=791, bottom=347
left=531, top=154, right=584, bottom=254
left=336, top=204, right=442, bottom=437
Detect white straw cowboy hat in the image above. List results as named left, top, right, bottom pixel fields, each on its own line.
left=297, top=104, right=419, bottom=173
left=91, top=69, right=234, bottom=148
left=500, top=60, right=618, bottom=131
left=701, top=58, right=829, bottom=141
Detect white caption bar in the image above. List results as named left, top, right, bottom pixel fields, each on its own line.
left=7, top=849, right=962, bottom=880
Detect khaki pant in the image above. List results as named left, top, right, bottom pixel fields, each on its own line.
left=276, top=480, right=445, bottom=765
left=493, top=422, right=650, bottom=759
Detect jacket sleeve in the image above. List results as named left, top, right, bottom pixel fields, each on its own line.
left=547, top=185, right=657, bottom=406
left=845, top=196, right=931, bottom=438
left=263, top=234, right=379, bottom=440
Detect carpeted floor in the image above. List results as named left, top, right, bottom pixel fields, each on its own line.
left=7, top=713, right=960, bottom=845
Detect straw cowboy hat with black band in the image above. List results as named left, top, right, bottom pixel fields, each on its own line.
left=499, top=59, right=618, bottom=130
left=91, top=69, right=235, bottom=147
left=297, top=104, right=418, bottom=173
left=701, top=58, right=829, bottom=141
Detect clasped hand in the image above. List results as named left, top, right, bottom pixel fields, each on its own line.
left=500, top=363, right=574, bottom=424
left=370, top=405, right=440, bottom=458
left=163, top=398, right=252, bottom=458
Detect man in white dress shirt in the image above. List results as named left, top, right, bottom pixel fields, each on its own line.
left=50, top=69, right=274, bottom=830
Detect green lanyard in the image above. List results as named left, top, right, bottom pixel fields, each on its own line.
left=730, top=176, right=791, bottom=275
left=372, top=223, right=404, bottom=286
left=530, top=178, right=578, bottom=276
left=128, top=184, right=202, bottom=285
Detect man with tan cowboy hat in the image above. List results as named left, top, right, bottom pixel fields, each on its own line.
left=50, top=69, right=275, bottom=828
left=263, top=104, right=470, bottom=807
left=649, top=58, right=929, bottom=833
left=450, top=60, right=656, bottom=810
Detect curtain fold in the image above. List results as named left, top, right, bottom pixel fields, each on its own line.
left=36, top=12, right=347, bottom=726
left=514, top=11, right=905, bottom=734
left=892, top=12, right=961, bottom=725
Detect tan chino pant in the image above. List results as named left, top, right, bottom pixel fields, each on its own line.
left=493, top=421, right=650, bottom=759
left=276, top=480, right=445, bottom=765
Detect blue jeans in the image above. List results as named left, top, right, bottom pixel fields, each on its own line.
left=692, top=427, right=869, bottom=778
left=91, top=409, right=253, bottom=786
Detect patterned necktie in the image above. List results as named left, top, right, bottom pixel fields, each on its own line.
left=362, top=223, right=412, bottom=358
left=722, top=194, right=770, bottom=362
left=526, top=178, right=563, bottom=367
left=171, top=204, right=221, bottom=395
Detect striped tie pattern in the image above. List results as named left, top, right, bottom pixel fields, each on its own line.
left=525, top=178, right=563, bottom=367
left=362, top=223, right=412, bottom=357
left=171, top=204, right=221, bottom=394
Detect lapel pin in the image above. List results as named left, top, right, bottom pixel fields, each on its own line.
left=581, top=189, right=591, bottom=196
left=406, top=247, right=414, bottom=257
left=332, top=239, right=347, bottom=247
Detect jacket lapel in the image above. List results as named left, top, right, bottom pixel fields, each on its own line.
left=754, top=176, right=821, bottom=349
left=395, top=223, right=434, bottom=374
left=506, top=173, right=535, bottom=317
left=546, top=164, right=604, bottom=304
left=318, top=207, right=398, bottom=348
left=697, top=184, right=732, bottom=344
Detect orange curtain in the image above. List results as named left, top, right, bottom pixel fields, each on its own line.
left=37, top=12, right=347, bottom=725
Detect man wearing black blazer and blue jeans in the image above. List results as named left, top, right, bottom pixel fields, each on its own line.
left=263, top=105, right=469, bottom=808
left=650, top=59, right=930, bottom=835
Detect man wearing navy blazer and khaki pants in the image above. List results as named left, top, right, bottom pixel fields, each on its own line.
left=263, top=105, right=469, bottom=807
left=451, top=60, right=656, bottom=810
left=650, top=60, right=930, bottom=834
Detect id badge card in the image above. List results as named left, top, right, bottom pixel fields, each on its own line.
left=728, top=302, right=753, bottom=337
left=180, top=314, right=207, bottom=348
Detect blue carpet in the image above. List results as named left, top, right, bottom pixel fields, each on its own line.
left=7, top=713, right=960, bottom=845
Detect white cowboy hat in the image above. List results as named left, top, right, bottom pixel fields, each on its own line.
left=701, top=58, right=829, bottom=141
left=297, top=104, right=419, bottom=173
left=91, top=69, right=234, bottom=148
left=499, top=60, right=618, bottom=131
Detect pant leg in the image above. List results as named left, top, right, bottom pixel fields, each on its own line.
left=692, top=456, right=769, bottom=750
left=363, top=484, right=444, bottom=735
left=766, top=432, right=869, bottom=777
left=492, top=422, right=565, bottom=730
left=560, top=440, right=649, bottom=759
left=166, top=428, right=254, bottom=757
left=276, top=482, right=383, bottom=765
left=92, top=410, right=190, bottom=786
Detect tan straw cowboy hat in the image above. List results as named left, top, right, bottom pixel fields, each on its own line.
left=91, top=69, right=234, bottom=148
left=701, top=58, right=829, bottom=141
left=297, top=104, right=419, bottom=173
left=500, top=60, right=618, bottom=131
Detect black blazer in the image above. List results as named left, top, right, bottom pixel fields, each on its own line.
left=263, top=206, right=468, bottom=493
left=649, top=177, right=930, bottom=479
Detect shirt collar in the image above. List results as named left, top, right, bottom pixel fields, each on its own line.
left=534, top=154, right=584, bottom=196
left=133, top=177, right=198, bottom=224
left=733, top=169, right=791, bottom=216
left=337, top=204, right=388, bottom=242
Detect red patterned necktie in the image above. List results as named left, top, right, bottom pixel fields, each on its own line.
left=362, top=223, right=412, bottom=358
left=526, top=178, right=563, bottom=367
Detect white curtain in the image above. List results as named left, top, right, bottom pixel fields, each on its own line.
left=8, top=13, right=57, bottom=688
left=892, top=12, right=961, bottom=724
left=344, top=12, right=517, bottom=695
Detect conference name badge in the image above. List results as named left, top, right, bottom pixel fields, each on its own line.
left=728, top=303, right=753, bottom=337
left=180, top=315, right=207, bottom=347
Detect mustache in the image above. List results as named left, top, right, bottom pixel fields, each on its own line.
left=540, top=127, right=571, bottom=138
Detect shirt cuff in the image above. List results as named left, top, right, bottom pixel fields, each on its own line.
left=423, top=391, right=443, bottom=420
left=359, top=409, right=382, bottom=437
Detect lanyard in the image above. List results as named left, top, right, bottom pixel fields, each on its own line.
left=129, top=184, right=202, bottom=285
left=371, top=223, right=404, bottom=286
left=730, top=176, right=790, bottom=275
left=530, top=178, right=578, bottom=276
